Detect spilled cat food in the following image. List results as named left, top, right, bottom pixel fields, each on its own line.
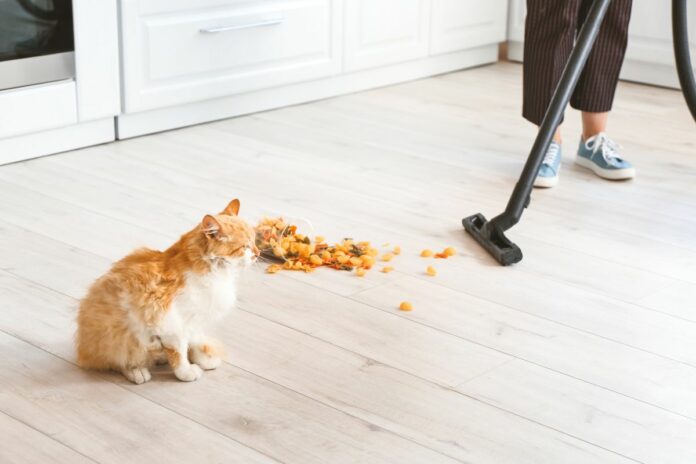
left=256, top=217, right=384, bottom=276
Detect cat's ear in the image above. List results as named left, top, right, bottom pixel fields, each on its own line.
left=221, top=199, right=240, bottom=216
left=201, top=214, right=222, bottom=239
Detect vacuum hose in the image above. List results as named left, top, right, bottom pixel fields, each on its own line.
left=673, top=0, right=696, bottom=121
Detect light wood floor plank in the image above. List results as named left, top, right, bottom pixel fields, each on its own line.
left=0, top=411, right=96, bottom=464
left=351, top=276, right=696, bottom=420
left=0, top=331, right=275, bottom=464
left=460, top=360, right=696, bottom=464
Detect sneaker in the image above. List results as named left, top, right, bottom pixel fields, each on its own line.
left=576, top=132, right=635, bottom=180
left=534, top=141, right=562, bottom=188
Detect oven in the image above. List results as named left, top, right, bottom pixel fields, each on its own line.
left=0, top=0, right=75, bottom=91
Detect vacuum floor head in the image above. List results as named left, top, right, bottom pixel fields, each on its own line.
left=462, top=213, right=523, bottom=266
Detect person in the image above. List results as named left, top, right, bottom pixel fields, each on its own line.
left=524, top=0, right=635, bottom=188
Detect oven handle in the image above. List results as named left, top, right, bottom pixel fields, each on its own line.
left=199, top=17, right=285, bottom=34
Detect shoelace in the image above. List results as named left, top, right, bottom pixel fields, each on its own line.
left=543, top=143, right=561, bottom=166
left=585, top=132, right=623, bottom=165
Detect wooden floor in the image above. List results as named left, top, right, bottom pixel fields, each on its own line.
left=1, top=62, right=695, bottom=464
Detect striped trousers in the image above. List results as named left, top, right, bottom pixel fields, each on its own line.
left=523, top=0, right=633, bottom=125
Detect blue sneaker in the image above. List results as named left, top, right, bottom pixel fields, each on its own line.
left=534, top=141, right=562, bottom=188
left=576, top=133, right=635, bottom=180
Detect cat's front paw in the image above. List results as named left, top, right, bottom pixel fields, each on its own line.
left=191, top=351, right=221, bottom=370
left=174, top=363, right=203, bottom=382
left=122, top=367, right=152, bottom=385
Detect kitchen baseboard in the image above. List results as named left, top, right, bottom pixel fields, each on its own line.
left=116, top=44, right=498, bottom=140
left=0, top=118, right=115, bottom=166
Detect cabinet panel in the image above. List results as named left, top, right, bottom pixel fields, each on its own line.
left=622, top=2, right=696, bottom=88
left=343, top=0, right=430, bottom=72
left=121, top=0, right=342, bottom=112
left=0, top=81, right=77, bottom=139
left=430, top=0, right=507, bottom=55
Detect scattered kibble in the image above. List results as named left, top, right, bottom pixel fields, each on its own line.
left=256, top=217, right=383, bottom=273
left=399, top=301, right=413, bottom=312
left=434, top=252, right=448, bottom=259
left=426, top=266, right=437, bottom=276
left=381, top=253, right=394, bottom=262
left=355, top=268, right=367, bottom=277
left=381, top=266, right=394, bottom=273
left=393, top=246, right=401, bottom=255
left=420, top=249, right=433, bottom=257
left=443, top=247, right=456, bottom=257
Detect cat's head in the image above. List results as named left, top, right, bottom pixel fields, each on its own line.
left=200, top=199, right=259, bottom=267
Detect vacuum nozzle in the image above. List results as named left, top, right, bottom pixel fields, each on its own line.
left=462, top=213, right=523, bottom=266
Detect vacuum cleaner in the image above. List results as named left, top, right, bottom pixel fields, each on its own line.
left=463, top=0, right=696, bottom=266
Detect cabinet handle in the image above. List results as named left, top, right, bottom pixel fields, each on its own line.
left=199, top=17, right=284, bottom=34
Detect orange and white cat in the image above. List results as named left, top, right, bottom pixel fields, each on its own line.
left=76, top=199, right=259, bottom=384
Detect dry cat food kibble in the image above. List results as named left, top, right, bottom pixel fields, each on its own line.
left=381, top=266, right=394, bottom=273
left=399, top=301, right=413, bottom=311
left=426, top=266, right=437, bottom=276
left=256, top=217, right=386, bottom=276
left=422, top=246, right=457, bottom=259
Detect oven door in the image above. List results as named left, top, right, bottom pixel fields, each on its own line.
left=0, top=0, right=75, bottom=91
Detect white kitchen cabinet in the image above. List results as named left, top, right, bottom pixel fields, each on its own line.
left=343, top=0, right=430, bottom=72
left=506, top=0, right=696, bottom=89
left=622, top=3, right=696, bottom=88
left=0, top=82, right=77, bottom=140
left=507, top=0, right=525, bottom=61
left=117, top=0, right=507, bottom=138
left=120, top=0, right=342, bottom=112
left=430, top=0, right=508, bottom=55
left=0, top=0, right=119, bottom=165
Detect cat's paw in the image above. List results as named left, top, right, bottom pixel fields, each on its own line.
left=122, top=367, right=152, bottom=385
left=174, top=363, right=203, bottom=382
left=191, top=351, right=221, bottom=370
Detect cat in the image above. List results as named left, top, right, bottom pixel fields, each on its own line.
left=76, top=199, right=259, bottom=384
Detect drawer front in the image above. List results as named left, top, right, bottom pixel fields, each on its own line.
left=0, top=81, right=77, bottom=139
left=121, top=0, right=342, bottom=112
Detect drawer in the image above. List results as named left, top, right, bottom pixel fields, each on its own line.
left=0, top=80, right=77, bottom=139
left=120, top=0, right=342, bottom=112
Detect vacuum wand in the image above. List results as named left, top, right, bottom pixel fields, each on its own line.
left=463, top=0, right=614, bottom=265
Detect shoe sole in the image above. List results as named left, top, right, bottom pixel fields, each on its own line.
left=533, top=175, right=558, bottom=188
left=575, top=157, right=636, bottom=180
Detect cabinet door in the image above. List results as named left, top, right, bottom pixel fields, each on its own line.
left=507, top=0, right=526, bottom=61
left=622, top=0, right=696, bottom=88
left=343, top=0, right=430, bottom=72
left=430, top=0, right=507, bottom=55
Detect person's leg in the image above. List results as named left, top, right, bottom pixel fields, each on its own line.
left=581, top=111, right=608, bottom=139
left=523, top=0, right=581, bottom=136
left=573, top=0, right=635, bottom=180
left=524, top=0, right=580, bottom=186
left=572, top=0, right=633, bottom=137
